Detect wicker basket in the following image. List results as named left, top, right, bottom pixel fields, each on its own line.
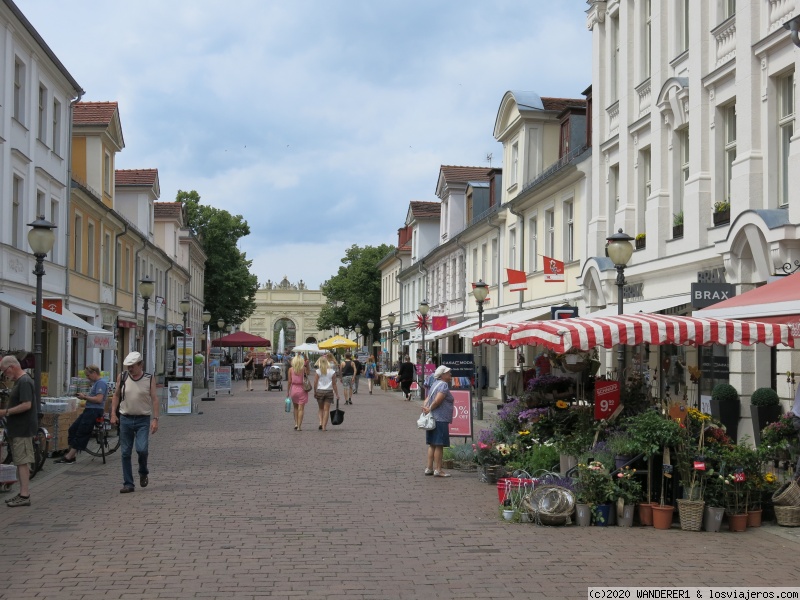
left=772, top=480, right=800, bottom=507
left=677, top=499, right=704, bottom=531
left=774, top=505, right=800, bottom=527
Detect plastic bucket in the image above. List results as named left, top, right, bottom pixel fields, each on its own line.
left=497, top=477, right=537, bottom=504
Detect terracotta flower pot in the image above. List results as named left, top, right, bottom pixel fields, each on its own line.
left=728, top=512, right=747, bottom=532
left=652, top=504, right=675, bottom=530
left=747, top=509, right=763, bottom=528
left=638, top=502, right=656, bottom=526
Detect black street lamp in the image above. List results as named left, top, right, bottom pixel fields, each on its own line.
left=138, top=275, right=155, bottom=372
left=355, top=324, right=362, bottom=351
left=418, top=300, right=429, bottom=394
left=606, top=228, right=634, bottom=381
left=472, top=279, right=489, bottom=420
left=367, top=319, right=374, bottom=355
left=27, top=216, right=56, bottom=412
left=387, top=312, right=396, bottom=371
left=180, top=297, right=191, bottom=380
left=202, top=309, right=211, bottom=388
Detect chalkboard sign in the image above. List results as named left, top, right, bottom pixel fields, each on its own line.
left=441, top=353, right=475, bottom=378
left=214, top=366, right=232, bottom=395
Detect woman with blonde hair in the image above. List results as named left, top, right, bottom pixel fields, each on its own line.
left=287, top=354, right=309, bottom=431
left=313, top=355, right=339, bottom=431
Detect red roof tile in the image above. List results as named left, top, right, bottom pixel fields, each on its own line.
left=116, top=169, right=158, bottom=186
left=439, top=165, right=492, bottom=184
left=541, top=97, right=586, bottom=112
left=73, top=101, right=118, bottom=126
left=410, top=201, right=440, bottom=219
left=153, top=202, right=183, bottom=218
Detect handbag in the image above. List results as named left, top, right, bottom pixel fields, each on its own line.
left=417, top=411, right=436, bottom=430
left=302, top=373, right=312, bottom=392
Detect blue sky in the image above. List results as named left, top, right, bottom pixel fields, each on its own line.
left=17, top=0, right=592, bottom=289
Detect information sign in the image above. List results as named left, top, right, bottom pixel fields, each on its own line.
left=594, top=380, right=620, bottom=420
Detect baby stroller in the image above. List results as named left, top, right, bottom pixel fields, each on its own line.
left=266, top=365, right=283, bottom=391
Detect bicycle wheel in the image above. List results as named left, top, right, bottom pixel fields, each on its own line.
left=103, top=422, right=121, bottom=455
left=33, top=427, right=48, bottom=473
left=84, top=423, right=120, bottom=457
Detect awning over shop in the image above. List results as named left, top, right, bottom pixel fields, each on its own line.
left=695, top=272, right=800, bottom=324
left=473, top=313, right=793, bottom=351
left=460, top=305, right=552, bottom=340
left=429, top=317, right=479, bottom=340
left=0, top=292, right=114, bottom=348
left=585, top=294, right=692, bottom=318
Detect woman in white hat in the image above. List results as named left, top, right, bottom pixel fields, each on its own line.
left=421, top=365, right=454, bottom=477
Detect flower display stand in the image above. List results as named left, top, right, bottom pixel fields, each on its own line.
left=677, top=499, right=704, bottom=531
left=703, top=506, right=725, bottom=532
left=652, top=504, right=674, bottom=530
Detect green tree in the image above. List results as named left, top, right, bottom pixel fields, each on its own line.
left=318, top=244, right=393, bottom=340
left=177, top=190, right=258, bottom=328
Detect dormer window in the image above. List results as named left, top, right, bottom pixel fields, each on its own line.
left=559, top=119, right=570, bottom=158
left=510, top=142, right=519, bottom=187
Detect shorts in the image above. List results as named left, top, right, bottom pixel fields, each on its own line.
left=425, top=421, right=451, bottom=447
left=10, top=437, right=35, bottom=466
left=244, top=369, right=254, bottom=381
left=341, top=376, right=354, bottom=390
left=315, top=389, right=334, bottom=404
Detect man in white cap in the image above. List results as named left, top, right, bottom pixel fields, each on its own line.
left=111, top=351, right=159, bottom=493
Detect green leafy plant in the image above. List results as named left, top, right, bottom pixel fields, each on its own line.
left=606, top=431, right=640, bottom=458
left=673, top=211, right=684, bottom=226
left=614, top=466, right=643, bottom=506
left=575, top=461, right=616, bottom=505
left=711, top=383, right=739, bottom=403
left=750, top=387, right=780, bottom=407
left=621, top=409, right=683, bottom=458
left=713, top=201, right=730, bottom=213
left=635, top=233, right=646, bottom=241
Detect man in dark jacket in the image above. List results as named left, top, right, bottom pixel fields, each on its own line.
left=353, top=358, right=363, bottom=394
left=397, top=355, right=416, bottom=401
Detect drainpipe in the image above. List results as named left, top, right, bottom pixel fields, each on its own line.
left=112, top=221, right=128, bottom=307
left=62, top=91, right=83, bottom=393
left=508, top=205, right=525, bottom=309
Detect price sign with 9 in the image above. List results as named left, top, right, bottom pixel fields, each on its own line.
left=594, top=380, right=620, bottom=420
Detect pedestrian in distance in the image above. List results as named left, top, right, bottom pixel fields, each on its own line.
left=421, top=365, right=455, bottom=478
left=353, top=356, right=363, bottom=394
left=55, top=365, right=108, bottom=464
left=340, top=353, right=356, bottom=405
left=313, top=355, right=339, bottom=431
left=397, top=355, right=415, bottom=401
left=111, top=352, right=159, bottom=494
left=288, top=354, right=309, bottom=430
left=243, top=352, right=255, bottom=391
left=365, top=354, right=377, bottom=395
left=0, top=355, right=37, bottom=507
left=262, top=352, right=274, bottom=391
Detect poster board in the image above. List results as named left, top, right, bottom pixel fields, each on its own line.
left=448, top=390, right=473, bottom=438
left=176, top=339, right=194, bottom=379
left=214, top=366, right=232, bottom=395
left=167, top=380, right=193, bottom=415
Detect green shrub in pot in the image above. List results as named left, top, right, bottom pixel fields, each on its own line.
left=750, top=387, right=780, bottom=407
left=711, top=383, right=739, bottom=404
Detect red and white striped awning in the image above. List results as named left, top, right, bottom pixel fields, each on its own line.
left=472, top=314, right=794, bottom=352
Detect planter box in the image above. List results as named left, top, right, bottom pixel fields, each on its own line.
left=672, top=224, right=683, bottom=239
left=750, top=404, right=782, bottom=447
left=635, top=238, right=646, bottom=250
left=710, top=398, right=739, bottom=444
left=713, top=209, right=730, bottom=226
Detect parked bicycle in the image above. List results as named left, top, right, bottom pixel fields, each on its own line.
left=0, top=417, right=49, bottom=491
left=83, top=412, right=120, bottom=464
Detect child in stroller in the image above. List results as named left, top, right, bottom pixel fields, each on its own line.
left=266, top=365, right=283, bottom=391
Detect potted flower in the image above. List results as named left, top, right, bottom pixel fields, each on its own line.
left=760, top=413, right=798, bottom=465
left=713, top=201, right=730, bottom=226
left=523, top=374, right=575, bottom=407
left=575, top=460, right=616, bottom=526
left=722, top=472, right=748, bottom=531
left=673, top=211, right=684, bottom=238
left=606, top=430, right=640, bottom=470
left=635, top=233, right=646, bottom=250
left=710, top=383, right=740, bottom=443
left=750, top=387, right=783, bottom=447
left=614, top=466, right=643, bottom=527
left=702, top=473, right=726, bottom=532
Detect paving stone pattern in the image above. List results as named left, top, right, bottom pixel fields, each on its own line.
left=3, top=381, right=799, bottom=599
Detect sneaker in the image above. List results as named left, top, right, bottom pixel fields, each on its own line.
left=120, top=486, right=135, bottom=494
left=6, top=494, right=30, bottom=507
left=55, top=457, right=76, bottom=464
left=424, top=468, right=434, bottom=476
left=140, top=474, right=149, bottom=488
left=4, top=493, right=21, bottom=505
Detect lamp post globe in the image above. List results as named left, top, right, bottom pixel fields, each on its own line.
left=367, top=319, right=374, bottom=354
left=606, top=228, right=634, bottom=380
left=355, top=324, right=362, bottom=350
left=472, top=279, right=489, bottom=420
left=27, top=216, right=56, bottom=414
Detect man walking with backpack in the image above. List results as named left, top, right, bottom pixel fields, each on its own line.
left=111, top=352, right=159, bottom=494
left=353, top=356, right=363, bottom=395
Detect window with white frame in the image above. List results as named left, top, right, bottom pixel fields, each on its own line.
left=724, top=0, right=735, bottom=19
left=38, top=84, right=47, bottom=142
left=124, top=247, right=130, bottom=291
left=103, top=232, right=111, bottom=284
left=104, top=152, right=112, bottom=195
left=13, top=58, right=25, bottom=122
left=491, top=239, right=498, bottom=285
left=723, top=103, right=737, bottom=202
left=680, top=0, right=690, bottom=54
left=639, top=148, right=651, bottom=235
left=116, top=241, right=121, bottom=288
left=74, top=215, right=83, bottom=271
left=545, top=210, right=555, bottom=258
left=50, top=199, right=59, bottom=262
left=563, top=200, right=574, bottom=262
left=679, top=128, right=690, bottom=213
left=52, top=98, right=61, bottom=155
left=12, top=176, right=22, bottom=249
left=609, top=164, right=620, bottom=219
left=472, top=248, right=478, bottom=283
left=529, top=217, right=538, bottom=272
left=510, top=142, right=519, bottom=187
left=481, top=243, right=487, bottom=281
left=778, top=71, right=794, bottom=207
left=36, top=190, right=45, bottom=218
left=643, top=0, right=652, bottom=80
left=87, top=221, right=95, bottom=278
left=509, top=228, right=517, bottom=270
left=451, top=257, right=458, bottom=299
left=611, top=13, right=619, bottom=103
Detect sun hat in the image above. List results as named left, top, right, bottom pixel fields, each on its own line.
left=123, top=351, right=142, bottom=366
left=433, top=365, right=451, bottom=379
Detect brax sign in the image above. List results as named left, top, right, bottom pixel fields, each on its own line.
left=691, top=283, right=736, bottom=309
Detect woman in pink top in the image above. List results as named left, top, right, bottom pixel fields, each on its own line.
left=288, top=354, right=309, bottom=431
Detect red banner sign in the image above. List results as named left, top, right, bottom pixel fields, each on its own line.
left=594, top=380, right=620, bottom=420
left=447, top=390, right=472, bottom=437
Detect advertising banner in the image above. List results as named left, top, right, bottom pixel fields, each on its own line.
left=594, top=380, right=621, bottom=421
left=176, top=339, right=194, bottom=379
left=448, top=390, right=472, bottom=438
left=167, top=380, right=193, bottom=415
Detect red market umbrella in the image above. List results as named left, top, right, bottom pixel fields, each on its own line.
left=211, top=331, right=271, bottom=347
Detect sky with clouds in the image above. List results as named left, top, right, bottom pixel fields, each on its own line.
left=17, top=0, right=592, bottom=289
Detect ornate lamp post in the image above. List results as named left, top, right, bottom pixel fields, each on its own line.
left=367, top=319, right=374, bottom=357
left=472, top=279, right=489, bottom=420
left=138, top=275, right=155, bottom=372
left=202, top=309, right=211, bottom=388
left=418, top=300, right=429, bottom=394
left=606, top=228, right=634, bottom=381
left=180, top=297, right=191, bottom=380
left=387, top=312, right=396, bottom=371
left=355, top=324, right=362, bottom=351
left=27, top=216, right=56, bottom=410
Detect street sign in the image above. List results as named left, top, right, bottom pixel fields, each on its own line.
left=594, top=380, right=620, bottom=420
